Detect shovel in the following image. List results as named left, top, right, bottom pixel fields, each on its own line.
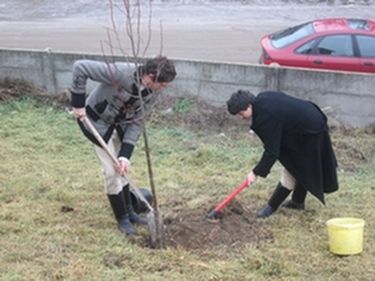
left=207, top=178, right=250, bottom=219
left=81, top=116, right=163, bottom=247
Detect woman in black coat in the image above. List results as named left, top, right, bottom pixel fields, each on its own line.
left=226, top=90, right=339, bottom=218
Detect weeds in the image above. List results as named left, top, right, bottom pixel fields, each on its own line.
left=0, top=98, right=374, bottom=281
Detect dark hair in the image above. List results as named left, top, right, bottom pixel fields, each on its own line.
left=226, top=89, right=255, bottom=115
left=141, top=56, right=177, bottom=83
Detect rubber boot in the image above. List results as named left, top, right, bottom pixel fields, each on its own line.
left=257, top=183, right=291, bottom=218
left=123, top=185, right=148, bottom=225
left=282, top=183, right=307, bottom=210
left=107, top=190, right=136, bottom=235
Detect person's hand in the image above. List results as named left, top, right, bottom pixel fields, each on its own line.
left=72, top=107, right=86, bottom=121
left=247, top=171, right=257, bottom=185
left=116, top=157, right=130, bottom=176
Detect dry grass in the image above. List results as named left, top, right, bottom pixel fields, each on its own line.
left=0, top=90, right=374, bottom=281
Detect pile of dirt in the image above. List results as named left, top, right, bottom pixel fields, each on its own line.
left=151, top=93, right=245, bottom=135
left=0, top=78, right=71, bottom=108
left=163, top=200, right=272, bottom=253
left=330, top=126, right=375, bottom=172
left=0, top=78, right=41, bottom=102
left=131, top=200, right=273, bottom=257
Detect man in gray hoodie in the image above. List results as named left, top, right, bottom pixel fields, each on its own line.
left=70, top=56, right=177, bottom=236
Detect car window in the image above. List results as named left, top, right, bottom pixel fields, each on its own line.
left=270, top=23, right=315, bottom=49
left=348, top=19, right=371, bottom=31
left=316, top=35, right=353, bottom=56
left=295, top=39, right=318, bottom=54
left=356, top=35, right=375, bottom=58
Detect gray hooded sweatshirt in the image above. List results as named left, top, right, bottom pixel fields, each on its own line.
left=70, top=59, right=159, bottom=158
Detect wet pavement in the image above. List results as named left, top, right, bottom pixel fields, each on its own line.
left=0, top=1, right=374, bottom=63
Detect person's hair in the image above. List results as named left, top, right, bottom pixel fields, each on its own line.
left=141, top=56, right=177, bottom=83
left=226, top=89, right=255, bottom=115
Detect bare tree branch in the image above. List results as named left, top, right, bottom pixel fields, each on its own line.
left=159, top=20, right=164, bottom=55
left=102, top=0, right=166, bottom=248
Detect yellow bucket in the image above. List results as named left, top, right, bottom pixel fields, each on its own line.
left=326, top=217, right=365, bottom=255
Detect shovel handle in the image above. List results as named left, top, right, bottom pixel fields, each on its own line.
left=81, top=116, right=154, bottom=212
left=208, top=178, right=250, bottom=219
left=81, top=116, right=119, bottom=165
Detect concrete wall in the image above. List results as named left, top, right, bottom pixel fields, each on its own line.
left=0, top=48, right=374, bottom=127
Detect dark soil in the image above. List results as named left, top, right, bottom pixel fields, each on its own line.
left=1, top=79, right=374, bottom=255
left=163, top=200, right=273, bottom=252
left=129, top=199, right=273, bottom=258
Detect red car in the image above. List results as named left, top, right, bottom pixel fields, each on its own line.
left=259, top=18, right=375, bottom=74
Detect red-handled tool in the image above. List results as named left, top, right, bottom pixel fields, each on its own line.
left=207, top=178, right=250, bottom=219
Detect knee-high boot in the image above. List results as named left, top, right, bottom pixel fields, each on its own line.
left=107, top=190, right=136, bottom=235
left=257, top=182, right=291, bottom=218
left=282, top=183, right=307, bottom=210
left=123, top=185, right=148, bottom=225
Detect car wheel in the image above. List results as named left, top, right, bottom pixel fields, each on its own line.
left=269, top=62, right=280, bottom=67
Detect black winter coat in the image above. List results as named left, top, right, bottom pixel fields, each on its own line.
left=251, top=91, right=338, bottom=203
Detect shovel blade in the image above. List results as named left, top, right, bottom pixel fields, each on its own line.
left=148, top=210, right=165, bottom=249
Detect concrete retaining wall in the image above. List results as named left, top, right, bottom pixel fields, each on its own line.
left=0, top=48, right=374, bottom=127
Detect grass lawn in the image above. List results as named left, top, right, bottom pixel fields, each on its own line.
left=0, top=94, right=374, bottom=281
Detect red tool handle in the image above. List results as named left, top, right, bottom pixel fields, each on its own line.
left=207, top=178, right=250, bottom=218
left=214, top=178, right=249, bottom=212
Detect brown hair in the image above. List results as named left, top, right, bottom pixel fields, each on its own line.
left=141, top=56, right=177, bottom=83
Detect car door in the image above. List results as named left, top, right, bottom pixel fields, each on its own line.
left=306, top=34, right=361, bottom=72
left=355, top=34, right=375, bottom=73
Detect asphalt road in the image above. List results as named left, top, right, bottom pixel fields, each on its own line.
left=1, top=4, right=374, bottom=64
